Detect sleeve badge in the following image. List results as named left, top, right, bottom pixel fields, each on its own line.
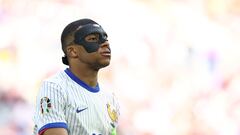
left=40, top=97, right=52, bottom=114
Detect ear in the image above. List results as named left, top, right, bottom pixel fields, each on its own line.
left=66, top=46, right=78, bottom=58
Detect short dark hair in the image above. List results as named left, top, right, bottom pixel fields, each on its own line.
left=61, top=18, right=98, bottom=65
left=61, top=18, right=98, bottom=52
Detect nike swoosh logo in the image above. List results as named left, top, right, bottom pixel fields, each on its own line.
left=76, top=107, right=88, bottom=113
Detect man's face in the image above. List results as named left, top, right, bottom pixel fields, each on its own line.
left=74, top=24, right=108, bottom=53
left=66, top=23, right=111, bottom=69
left=76, top=33, right=111, bottom=70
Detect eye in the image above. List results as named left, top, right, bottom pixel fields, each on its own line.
left=85, top=34, right=99, bottom=42
left=89, top=37, right=97, bottom=41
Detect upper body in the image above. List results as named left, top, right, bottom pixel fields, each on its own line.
left=33, top=18, right=120, bottom=135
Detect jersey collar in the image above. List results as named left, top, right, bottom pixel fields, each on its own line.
left=64, top=68, right=100, bottom=93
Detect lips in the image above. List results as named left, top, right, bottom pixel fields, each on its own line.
left=100, top=51, right=111, bottom=57
left=100, top=48, right=111, bottom=57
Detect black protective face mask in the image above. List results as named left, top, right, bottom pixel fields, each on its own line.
left=73, top=24, right=108, bottom=53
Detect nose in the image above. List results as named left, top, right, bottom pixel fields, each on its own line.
left=100, top=40, right=110, bottom=48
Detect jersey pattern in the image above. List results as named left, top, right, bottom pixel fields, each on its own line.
left=33, top=68, right=120, bottom=135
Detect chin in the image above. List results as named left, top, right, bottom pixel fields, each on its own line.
left=101, top=61, right=110, bottom=67
left=93, top=62, right=109, bottom=70
left=100, top=60, right=110, bottom=68
left=94, top=58, right=110, bottom=69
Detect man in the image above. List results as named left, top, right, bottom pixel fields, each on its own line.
left=33, top=18, right=120, bottom=135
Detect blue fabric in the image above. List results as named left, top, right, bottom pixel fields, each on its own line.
left=38, top=122, right=68, bottom=134
left=64, top=68, right=100, bottom=93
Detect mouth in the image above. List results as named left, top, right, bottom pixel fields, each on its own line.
left=100, top=51, right=111, bottom=57
left=100, top=48, right=111, bottom=57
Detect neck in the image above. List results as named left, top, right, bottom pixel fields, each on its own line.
left=69, top=65, right=98, bottom=87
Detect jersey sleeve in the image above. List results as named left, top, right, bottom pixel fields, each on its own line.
left=33, top=81, right=68, bottom=135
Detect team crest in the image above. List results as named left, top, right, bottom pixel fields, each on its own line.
left=106, top=103, right=118, bottom=123
left=40, top=97, right=52, bottom=114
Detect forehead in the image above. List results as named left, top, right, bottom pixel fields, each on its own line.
left=76, top=24, right=104, bottom=35
left=74, top=23, right=106, bottom=40
left=85, top=33, right=100, bottom=37
left=74, top=24, right=107, bottom=43
left=76, top=24, right=100, bottom=30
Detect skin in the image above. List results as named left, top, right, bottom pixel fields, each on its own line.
left=43, top=33, right=111, bottom=135
left=43, top=128, right=68, bottom=135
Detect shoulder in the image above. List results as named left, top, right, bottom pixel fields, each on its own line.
left=36, top=71, right=69, bottom=104
left=44, top=70, right=67, bottom=85
left=38, top=70, right=69, bottom=94
left=42, top=70, right=72, bottom=88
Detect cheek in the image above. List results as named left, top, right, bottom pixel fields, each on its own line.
left=79, top=53, right=98, bottom=63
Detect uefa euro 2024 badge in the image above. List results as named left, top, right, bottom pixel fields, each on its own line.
left=40, top=97, right=52, bottom=114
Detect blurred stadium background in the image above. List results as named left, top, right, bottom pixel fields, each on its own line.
left=0, top=0, right=240, bottom=135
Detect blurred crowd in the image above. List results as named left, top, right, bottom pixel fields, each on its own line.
left=0, top=0, right=240, bottom=135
